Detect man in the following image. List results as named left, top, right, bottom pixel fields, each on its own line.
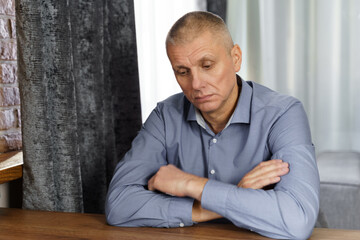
left=106, top=11, right=319, bottom=239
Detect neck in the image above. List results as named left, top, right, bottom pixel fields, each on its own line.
left=202, top=81, right=241, bottom=134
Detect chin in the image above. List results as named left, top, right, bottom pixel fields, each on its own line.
left=196, top=103, right=219, bottom=114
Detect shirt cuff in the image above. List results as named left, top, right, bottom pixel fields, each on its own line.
left=201, top=179, right=236, bottom=217
left=167, top=197, right=194, bottom=228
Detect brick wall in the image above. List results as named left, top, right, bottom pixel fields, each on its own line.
left=0, top=0, right=21, bottom=154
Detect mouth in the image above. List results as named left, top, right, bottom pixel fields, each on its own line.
left=194, top=94, right=213, bottom=103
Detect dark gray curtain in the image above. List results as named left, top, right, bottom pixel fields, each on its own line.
left=207, top=0, right=227, bottom=22
left=16, top=0, right=141, bottom=213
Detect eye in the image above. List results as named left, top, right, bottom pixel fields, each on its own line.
left=176, top=68, right=189, bottom=76
left=203, top=64, right=211, bottom=69
left=202, top=61, right=213, bottom=70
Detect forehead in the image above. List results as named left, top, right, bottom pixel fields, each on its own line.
left=167, top=31, right=227, bottom=65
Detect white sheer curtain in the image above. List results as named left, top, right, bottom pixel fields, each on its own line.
left=134, top=0, right=206, bottom=121
left=227, top=0, right=360, bottom=154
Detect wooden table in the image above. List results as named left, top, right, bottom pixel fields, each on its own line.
left=1, top=208, right=360, bottom=239
left=0, top=151, right=23, bottom=184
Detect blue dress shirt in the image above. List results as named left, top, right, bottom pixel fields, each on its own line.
left=105, top=78, right=320, bottom=239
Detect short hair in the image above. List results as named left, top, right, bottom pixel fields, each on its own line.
left=166, top=11, right=234, bottom=53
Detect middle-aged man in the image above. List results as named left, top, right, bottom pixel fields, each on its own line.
left=106, top=11, right=320, bottom=239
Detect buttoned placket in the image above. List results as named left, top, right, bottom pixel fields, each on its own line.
left=208, top=134, right=220, bottom=179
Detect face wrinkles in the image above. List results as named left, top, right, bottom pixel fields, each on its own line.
left=172, top=44, right=215, bottom=73
left=167, top=31, right=242, bottom=124
left=171, top=51, right=214, bottom=99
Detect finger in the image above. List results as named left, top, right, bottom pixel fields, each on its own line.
left=251, top=176, right=281, bottom=189
left=254, top=160, right=289, bottom=172
left=253, top=159, right=283, bottom=169
left=247, top=163, right=289, bottom=183
left=261, top=163, right=289, bottom=178
left=240, top=175, right=281, bottom=189
left=253, top=159, right=285, bottom=171
left=238, top=164, right=289, bottom=188
left=248, top=161, right=288, bottom=179
left=250, top=160, right=283, bottom=176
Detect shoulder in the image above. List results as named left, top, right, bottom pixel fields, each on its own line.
left=154, top=92, right=190, bottom=119
left=248, top=81, right=301, bottom=114
left=143, top=92, right=188, bottom=136
left=159, top=92, right=186, bottom=105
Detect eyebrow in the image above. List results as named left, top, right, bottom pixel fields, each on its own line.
left=201, top=54, right=215, bottom=59
left=173, top=55, right=215, bottom=69
left=199, top=55, right=215, bottom=62
left=173, top=65, right=189, bottom=71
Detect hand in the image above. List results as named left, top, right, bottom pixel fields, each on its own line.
left=148, top=164, right=208, bottom=200
left=237, top=159, right=289, bottom=189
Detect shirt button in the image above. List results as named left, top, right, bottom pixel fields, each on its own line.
left=212, top=138, right=217, bottom=143
left=179, top=222, right=185, bottom=227
left=210, top=169, right=215, bottom=175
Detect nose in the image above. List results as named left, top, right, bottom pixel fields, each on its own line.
left=191, top=70, right=205, bottom=90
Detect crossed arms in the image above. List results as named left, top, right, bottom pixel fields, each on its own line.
left=148, top=160, right=289, bottom=222
left=105, top=96, right=320, bottom=239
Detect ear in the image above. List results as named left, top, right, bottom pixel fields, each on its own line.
left=231, top=44, right=242, bottom=72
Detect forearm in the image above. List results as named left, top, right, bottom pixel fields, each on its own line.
left=148, top=160, right=290, bottom=224
left=201, top=180, right=317, bottom=239
left=147, top=164, right=208, bottom=201
left=201, top=145, right=320, bottom=239
left=192, top=200, right=222, bottom=222
left=106, top=184, right=195, bottom=227
left=147, top=165, right=221, bottom=222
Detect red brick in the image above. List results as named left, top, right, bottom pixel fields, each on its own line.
left=0, top=109, right=16, bottom=130
left=0, top=0, right=15, bottom=16
left=0, top=64, right=17, bottom=84
left=0, top=131, right=22, bottom=153
left=0, top=18, right=11, bottom=39
left=0, top=41, right=17, bottom=60
left=10, top=19, right=15, bottom=39
left=0, top=87, right=20, bottom=106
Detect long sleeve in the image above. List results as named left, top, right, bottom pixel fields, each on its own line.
left=106, top=83, right=320, bottom=239
left=105, top=105, right=195, bottom=228
left=201, top=101, right=320, bottom=239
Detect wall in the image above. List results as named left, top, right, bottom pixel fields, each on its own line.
left=134, top=0, right=204, bottom=122
left=0, top=0, right=21, bottom=207
left=227, top=0, right=360, bottom=153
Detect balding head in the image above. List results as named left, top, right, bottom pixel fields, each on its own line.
left=166, top=11, right=234, bottom=54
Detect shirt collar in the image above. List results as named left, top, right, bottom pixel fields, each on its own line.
left=186, top=75, right=252, bottom=128
left=230, top=76, right=252, bottom=125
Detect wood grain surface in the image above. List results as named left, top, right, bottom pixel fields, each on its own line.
left=0, top=165, right=22, bottom=184
left=1, top=208, right=360, bottom=240
left=0, top=151, right=22, bottom=184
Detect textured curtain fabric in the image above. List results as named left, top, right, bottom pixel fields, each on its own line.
left=207, top=0, right=227, bottom=22
left=17, top=0, right=141, bottom=213
left=227, top=0, right=360, bottom=154
left=134, top=0, right=227, bottom=122
left=134, top=0, right=206, bottom=121
left=227, top=0, right=360, bottom=229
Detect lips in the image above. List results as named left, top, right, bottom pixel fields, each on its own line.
left=194, top=94, right=213, bottom=103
